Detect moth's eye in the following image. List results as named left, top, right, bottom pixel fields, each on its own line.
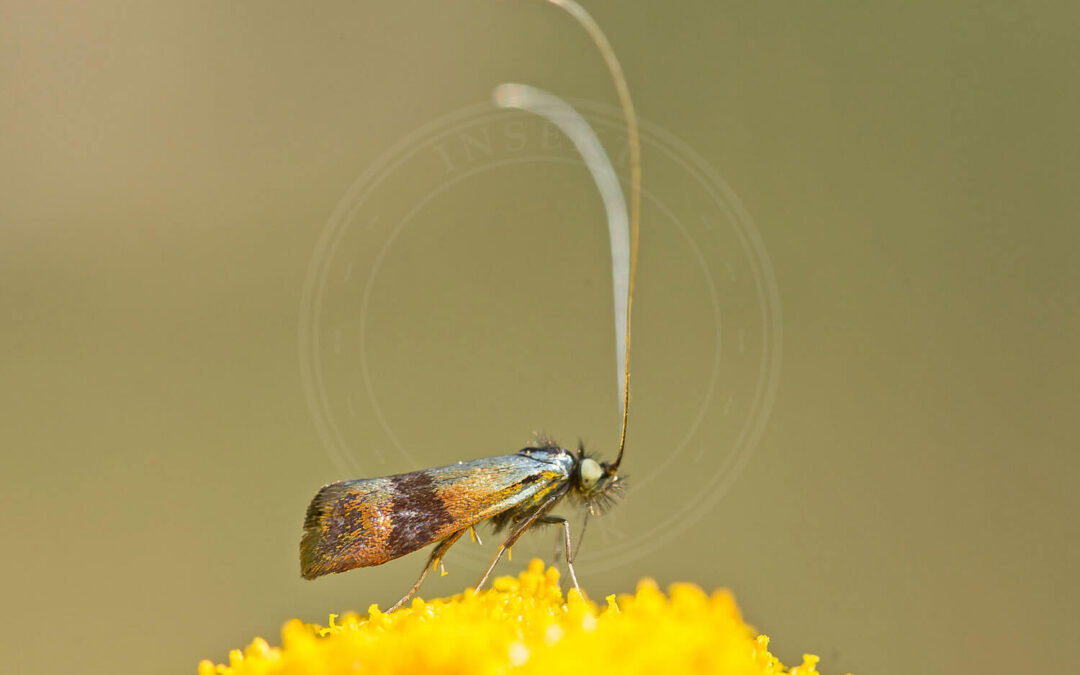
left=580, top=458, right=602, bottom=490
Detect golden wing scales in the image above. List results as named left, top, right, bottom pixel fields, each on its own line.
left=300, top=453, right=569, bottom=579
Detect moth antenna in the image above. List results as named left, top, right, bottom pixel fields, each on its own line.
left=551, top=0, right=638, bottom=471
left=511, top=0, right=641, bottom=471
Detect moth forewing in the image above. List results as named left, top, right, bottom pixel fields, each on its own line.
left=300, top=447, right=575, bottom=580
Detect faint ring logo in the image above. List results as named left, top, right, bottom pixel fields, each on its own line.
left=299, top=99, right=782, bottom=573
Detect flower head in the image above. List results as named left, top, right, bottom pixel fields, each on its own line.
left=199, top=559, right=831, bottom=675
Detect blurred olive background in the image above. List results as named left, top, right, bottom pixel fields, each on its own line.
left=3, top=2, right=1078, bottom=674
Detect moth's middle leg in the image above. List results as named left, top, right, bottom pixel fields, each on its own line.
left=474, top=497, right=558, bottom=592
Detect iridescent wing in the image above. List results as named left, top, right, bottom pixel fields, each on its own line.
left=300, top=449, right=572, bottom=579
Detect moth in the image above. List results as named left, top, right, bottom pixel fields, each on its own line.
left=300, top=0, right=642, bottom=611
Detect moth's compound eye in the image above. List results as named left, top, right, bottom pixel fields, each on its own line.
left=580, top=458, right=602, bottom=490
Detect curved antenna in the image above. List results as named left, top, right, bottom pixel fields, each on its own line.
left=492, top=83, right=630, bottom=416
left=550, top=0, right=640, bottom=471
left=499, top=0, right=641, bottom=471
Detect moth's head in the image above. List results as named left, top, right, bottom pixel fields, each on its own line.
left=575, top=444, right=624, bottom=514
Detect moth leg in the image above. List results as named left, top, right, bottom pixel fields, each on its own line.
left=537, top=515, right=582, bottom=598
left=474, top=499, right=556, bottom=592
left=388, top=528, right=465, bottom=612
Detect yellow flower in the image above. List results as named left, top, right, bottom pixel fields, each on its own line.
left=199, top=559, right=834, bottom=675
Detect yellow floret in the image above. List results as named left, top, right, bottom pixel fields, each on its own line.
left=199, top=559, right=834, bottom=675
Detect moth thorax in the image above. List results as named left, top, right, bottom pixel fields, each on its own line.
left=579, top=458, right=603, bottom=490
